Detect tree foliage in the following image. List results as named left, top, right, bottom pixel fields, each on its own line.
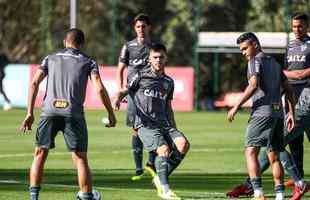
left=1, top=0, right=309, bottom=95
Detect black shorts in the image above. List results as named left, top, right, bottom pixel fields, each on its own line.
left=36, top=116, right=88, bottom=152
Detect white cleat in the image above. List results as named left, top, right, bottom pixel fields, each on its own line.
left=158, top=190, right=181, bottom=200
left=152, top=175, right=162, bottom=195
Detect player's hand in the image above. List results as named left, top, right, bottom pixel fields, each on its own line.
left=286, top=112, right=295, bottom=132
left=106, top=113, right=117, bottom=128
left=227, top=106, right=238, bottom=122
left=113, top=99, right=121, bottom=111
left=20, top=114, right=34, bottom=134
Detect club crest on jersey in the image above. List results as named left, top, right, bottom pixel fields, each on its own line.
left=301, top=44, right=307, bottom=51
left=144, top=89, right=166, bottom=100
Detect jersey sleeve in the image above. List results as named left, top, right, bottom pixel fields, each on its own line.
left=118, top=43, right=129, bottom=65
left=39, top=55, right=49, bottom=74
left=88, top=59, right=99, bottom=76
left=247, top=57, right=260, bottom=78
left=167, top=80, right=174, bottom=100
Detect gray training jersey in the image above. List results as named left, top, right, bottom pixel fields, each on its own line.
left=40, top=48, right=99, bottom=117
left=128, top=68, right=174, bottom=129
left=284, top=36, right=310, bottom=114
left=284, top=36, right=310, bottom=85
left=118, top=38, right=152, bottom=83
left=248, top=52, right=287, bottom=118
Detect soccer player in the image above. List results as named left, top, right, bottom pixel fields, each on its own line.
left=0, top=53, right=12, bottom=111
left=227, top=13, right=310, bottom=200
left=227, top=32, right=295, bottom=200
left=116, top=13, right=156, bottom=180
left=282, top=12, right=310, bottom=197
left=20, top=28, right=116, bottom=200
left=114, top=43, right=190, bottom=200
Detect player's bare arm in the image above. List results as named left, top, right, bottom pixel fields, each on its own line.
left=283, top=68, right=310, bottom=80
left=20, top=69, right=46, bottom=133
left=90, top=72, right=116, bottom=127
left=282, top=80, right=296, bottom=132
left=167, top=100, right=177, bottom=129
left=116, top=62, right=127, bottom=91
left=227, top=75, right=258, bottom=122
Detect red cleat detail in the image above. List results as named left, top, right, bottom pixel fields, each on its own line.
left=226, top=184, right=254, bottom=198
left=289, top=183, right=309, bottom=200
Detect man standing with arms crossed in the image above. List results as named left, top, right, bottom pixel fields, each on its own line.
left=283, top=13, right=310, bottom=195
left=117, top=13, right=156, bottom=181
left=20, top=28, right=116, bottom=200
left=228, top=32, right=295, bottom=200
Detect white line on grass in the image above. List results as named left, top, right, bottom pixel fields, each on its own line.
left=1, top=147, right=310, bottom=158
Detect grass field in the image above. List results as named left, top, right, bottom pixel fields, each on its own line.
left=0, top=109, right=309, bottom=200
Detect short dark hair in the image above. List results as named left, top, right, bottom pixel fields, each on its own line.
left=150, top=43, right=167, bottom=54
left=236, top=32, right=261, bottom=48
left=133, top=13, right=151, bottom=26
left=292, top=13, right=309, bottom=24
left=65, top=28, right=85, bottom=46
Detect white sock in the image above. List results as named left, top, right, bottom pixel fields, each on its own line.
left=296, top=180, right=305, bottom=189
left=162, top=184, right=170, bottom=193
left=254, top=188, right=264, bottom=197
left=275, top=192, right=284, bottom=200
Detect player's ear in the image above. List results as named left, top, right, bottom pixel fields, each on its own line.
left=254, top=42, right=259, bottom=49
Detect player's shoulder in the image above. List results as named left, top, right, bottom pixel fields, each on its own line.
left=305, top=36, right=310, bottom=44
left=287, top=39, right=301, bottom=48
left=251, top=52, right=265, bottom=64
left=77, top=50, right=95, bottom=61
left=163, top=74, right=174, bottom=83
left=125, top=38, right=139, bottom=47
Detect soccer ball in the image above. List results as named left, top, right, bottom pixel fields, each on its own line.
left=101, top=117, right=110, bottom=125
left=76, top=189, right=101, bottom=200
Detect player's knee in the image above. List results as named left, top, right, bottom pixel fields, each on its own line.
left=132, top=128, right=138, bottom=136
left=245, top=147, right=258, bottom=158
left=156, top=145, right=170, bottom=157
left=175, top=137, right=189, bottom=154
left=268, top=151, right=280, bottom=164
left=34, top=148, right=48, bottom=161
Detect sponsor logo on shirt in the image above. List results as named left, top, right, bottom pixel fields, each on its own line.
left=144, top=89, right=167, bottom=100
left=128, top=42, right=138, bottom=47
left=287, top=55, right=306, bottom=62
left=131, top=58, right=148, bottom=66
